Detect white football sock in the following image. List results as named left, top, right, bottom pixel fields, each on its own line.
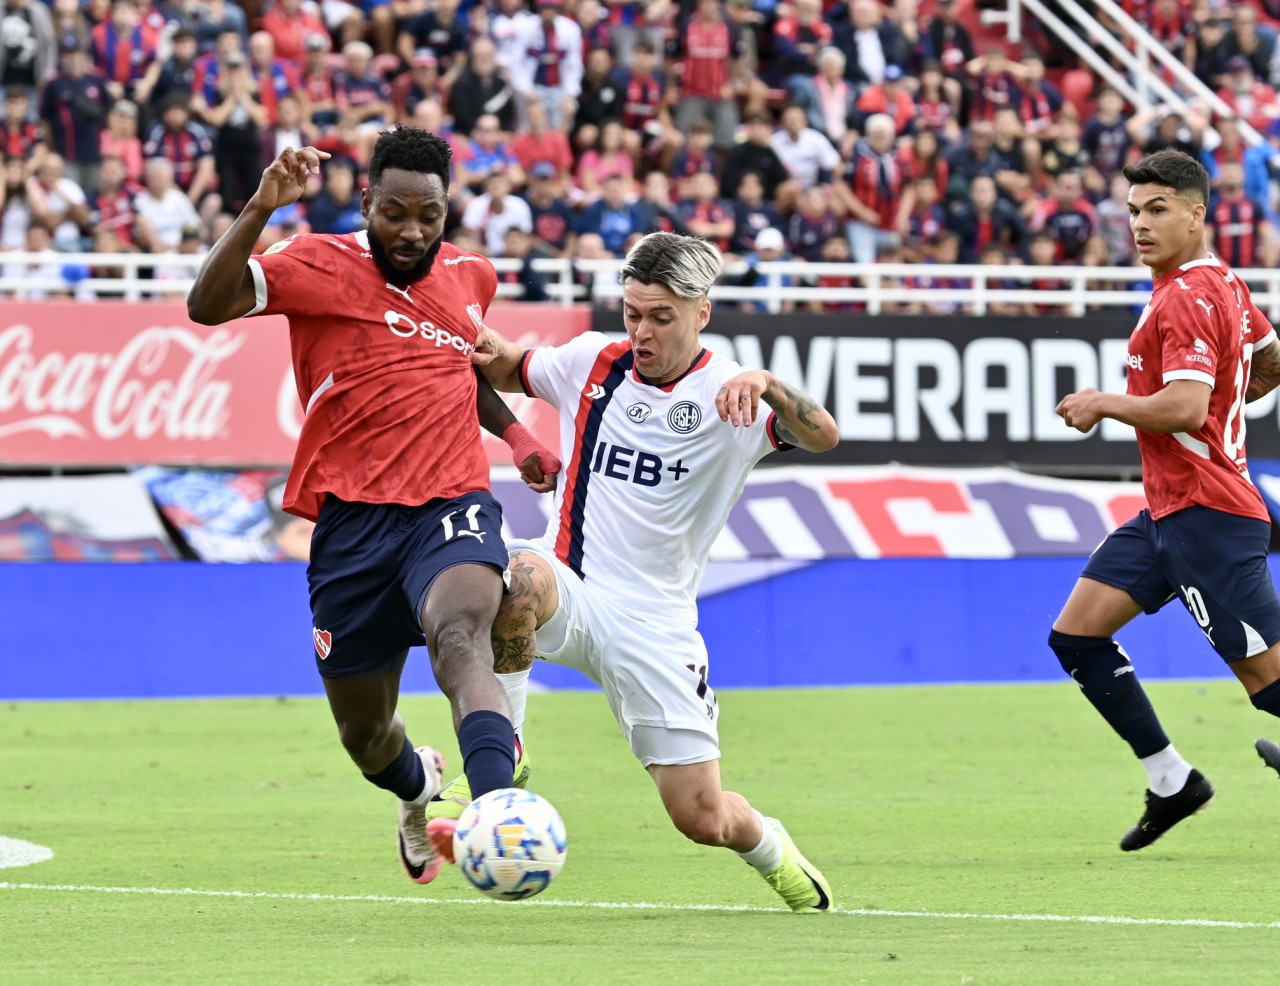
left=736, top=811, right=783, bottom=874
left=497, top=669, right=530, bottom=745
left=1141, top=744, right=1193, bottom=797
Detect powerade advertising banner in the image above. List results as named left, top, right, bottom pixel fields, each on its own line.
left=589, top=310, right=1280, bottom=467
left=0, top=302, right=589, bottom=467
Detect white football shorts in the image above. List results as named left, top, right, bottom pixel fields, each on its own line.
left=506, top=540, right=721, bottom=768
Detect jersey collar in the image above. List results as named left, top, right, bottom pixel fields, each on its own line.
left=631, top=348, right=711, bottom=392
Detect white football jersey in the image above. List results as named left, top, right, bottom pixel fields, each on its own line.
left=520, top=332, right=788, bottom=626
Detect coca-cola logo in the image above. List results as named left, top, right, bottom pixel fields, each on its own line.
left=0, top=324, right=245, bottom=443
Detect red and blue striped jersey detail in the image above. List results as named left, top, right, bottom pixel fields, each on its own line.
left=1213, top=199, right=1259, bottom=269
left=553, top=340, right=633, bottom=577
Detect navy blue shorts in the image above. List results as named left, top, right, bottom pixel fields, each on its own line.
left=1082, top=505, right=1280, bottom=663
left=307, top=491, right=509, bottom=678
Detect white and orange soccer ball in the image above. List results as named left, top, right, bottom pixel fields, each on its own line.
left=453, top=788, right=567, bottom=900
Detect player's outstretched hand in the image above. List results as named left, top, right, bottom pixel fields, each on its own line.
left=716, top=370, right=770, bottom=428
left=471, top=325, right=502, bottom=366
left=255, top=146, right=330, bottom=213
left=1056, top=388, right=1105, bottom=433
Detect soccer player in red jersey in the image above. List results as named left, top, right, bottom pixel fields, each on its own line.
left=186, top=127, right=560, bottom=884
left=1053, top=149, right=1280, bottom=852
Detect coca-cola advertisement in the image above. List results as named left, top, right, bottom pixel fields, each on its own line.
left=0, top=302, right=590, bottom=467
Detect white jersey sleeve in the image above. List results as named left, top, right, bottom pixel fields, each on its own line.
left=518, top=331, right=614, bottom=410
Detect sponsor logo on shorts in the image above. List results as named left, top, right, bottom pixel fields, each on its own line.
left=667, top=401, right=701, bottom=434
left=626, top=402, right=652, bottom=423
left=313, top=628, right=332, bottom=659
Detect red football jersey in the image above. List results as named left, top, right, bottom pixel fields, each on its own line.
left=246, top=233, right=498, bottom=520
left=1127, top=257, right=1276, bottom=522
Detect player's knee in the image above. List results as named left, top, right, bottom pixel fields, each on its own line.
left=1048, top=628, right=1125, bottom=679
left=334, top=716, right=392, bottom=763
left=669, top=805, right=727, bottom=846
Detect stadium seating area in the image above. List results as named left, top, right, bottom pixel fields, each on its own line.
left=5, top=0, right=1280, bottom=301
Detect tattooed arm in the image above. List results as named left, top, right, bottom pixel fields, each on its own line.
left=1248, top=339, right=1280, bottom=403
left=714, top=369, right=839, bottom=452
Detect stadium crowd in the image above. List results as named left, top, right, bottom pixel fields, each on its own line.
left=5, top=0, right=1280, bottom=308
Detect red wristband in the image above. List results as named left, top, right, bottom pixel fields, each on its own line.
left=503, top=422, right=561, bottom=474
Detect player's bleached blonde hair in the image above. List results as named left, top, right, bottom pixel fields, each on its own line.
left=618, top=232, right=724, bottom=300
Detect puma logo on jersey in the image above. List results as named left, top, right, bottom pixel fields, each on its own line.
left=1176, top=277, right=1191, bottom=291
left=386, top=283, right=413, bottom=303
left=1196, top=298, right=1215, bottom=315
left=444, top=255, right=487, bottom=266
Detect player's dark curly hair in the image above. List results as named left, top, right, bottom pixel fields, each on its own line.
left=1123, top=148, right=1210, bottom=204
left=367, top=126, right=452, bottom=190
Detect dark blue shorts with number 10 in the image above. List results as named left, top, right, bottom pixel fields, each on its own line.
left=306, top=490, right=509, bottom=678
left=1082, top=504, right=1280, bottom=663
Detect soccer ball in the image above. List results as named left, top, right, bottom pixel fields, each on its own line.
left=454, top=788, right=567, bottom=901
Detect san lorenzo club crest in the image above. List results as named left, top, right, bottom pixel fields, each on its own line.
left=667, top=401, right=701, bottom=434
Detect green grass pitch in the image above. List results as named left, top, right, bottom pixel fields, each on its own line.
left=4, top=682, right=1280, bottom=985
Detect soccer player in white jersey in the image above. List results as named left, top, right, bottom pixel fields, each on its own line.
left=425, top=231, right=841, bottom=911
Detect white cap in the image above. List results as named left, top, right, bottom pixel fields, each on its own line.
left=755, top=227, right=785, bottom=251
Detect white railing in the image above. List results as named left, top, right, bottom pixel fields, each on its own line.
left=8, top=252, right=1280, bottom=319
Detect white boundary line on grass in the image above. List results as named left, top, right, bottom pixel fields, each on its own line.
left=2, top=881, right=1279, bottom=929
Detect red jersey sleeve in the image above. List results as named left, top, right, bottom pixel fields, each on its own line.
left=246, top=234, right=342, bottom=318
left=1155, top=280, right=1222, bottom=388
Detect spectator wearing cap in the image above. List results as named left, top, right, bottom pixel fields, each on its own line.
left=39, top=43, right=108, bottom=192
left=151, top=26, right=200, bottom=106
left=0, top=86, right=45, bottom=175
left=391, top=48, right=440, bottom=121
left=855, top=63, right=915, bottom=136
left=719, top=111, right=794, bottom=209
left=461, top=169, right=533, bottom=256
left=398, top=0, right=467, bottom=75
left=306, top=155, right=364, bottom=234
left=577, top=173, right=645, bottom=255
left=511, top=99, right=574, bottom=185
left=260, top=0, right=327, bottom=72
left=830, top=0, right=903, bottom=89
left=675, top=0, right=747, bottom=150
left=100, top=98, right=142, bottom=184
left=1207, top=159, right=1277, bottom=268
left=0, top=0, right=57, bottom=96
left=510, top=0, right=583, bottom=132
left=523, top=160, right=577, bottom=256
left=772, top=0, right=831, bottom=100
left=449, top=37, right=517, bottom=138
left=728, top=169, right=783, bottom=254
left=132, top=154, right=200, bottom=253
left=141, top=93, right=217, bottom=213
left=89, top=0, right=158, bottom=105
left=924, top=0, right=973, bottom=81
left=299, top=33, right=340, bottom=132
left=675, top=170, right=735, bottom=254
left=771, top=103, right=841, bottom=191
left=840, top=112, right=905, bottom=263
left=734, top=225, right=795, bottom=313
left=1217, top=55, right=1280, bottom=133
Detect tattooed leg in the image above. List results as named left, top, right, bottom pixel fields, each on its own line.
left=493, top=549, right=560, bottom=674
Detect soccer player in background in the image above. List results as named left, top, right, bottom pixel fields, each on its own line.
left=429, top=231, right=841, bottom=912
left=185, top=128, right=560, bottom=885
left=1053, top=148, right=1280, bottom=852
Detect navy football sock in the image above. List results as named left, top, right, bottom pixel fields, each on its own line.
left=362, top=736, right=427, bottom=803
left=458, top=709, right=516, bottom=799
left=1049, top=629, right=1170, bottom=758
left=1250, top=678, right=1280, bottom=719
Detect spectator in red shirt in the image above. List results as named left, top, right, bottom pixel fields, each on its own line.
left=0, top=86, right=45, bottom=175
left=510, top=97, right=574, bottom=185
left=260, top=0, right=327, bottom=72
left=855, top=64, right=915, bottom=137
left=1216, top=55, right=1280, bottom=134
left=616, top=39, right=681, bottom=172
left=675, top=0, right=743, bottom=149
left=838, top=112, right=905, bottom=263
